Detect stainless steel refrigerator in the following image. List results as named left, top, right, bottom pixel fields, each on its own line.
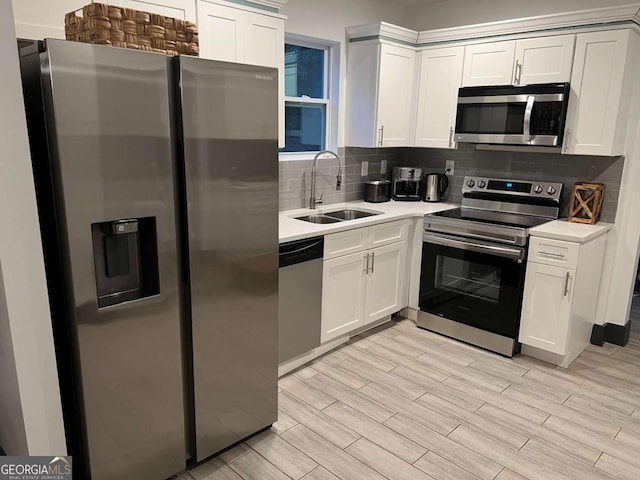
left=20, top=39, right=278, bottom=480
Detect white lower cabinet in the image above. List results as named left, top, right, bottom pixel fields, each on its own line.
left=364, top=242, right=407, bottom=325
left=519, top=233, right=607, bottom=367
left=519, top=263, right=573, bottom=355
left=321, top=221, right=409, bottom=343
left=321, top=252, right=367, bottom=342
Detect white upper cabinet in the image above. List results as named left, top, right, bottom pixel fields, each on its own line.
left=346, top=41, right=416, bottom=147
left=377, top=44, right=417, bottom=147
left=414, top=46, right=464, bottom=148
left=197, top=1, right=243, bottom=62
left=462, top=35, right=575, bottom=86
left=462, top=40, right=516, bottom=86
left=197, top=0, right=285, bottom=147
left=244, top=13, right=284, bottom=69
left=564, top=29, right=634, bottom=156
left=514, top=35, right=575, bottom=84
left=115, top=0, right=196, bottom=21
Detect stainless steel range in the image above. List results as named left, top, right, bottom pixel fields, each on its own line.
left=418, top=176, right=563, bottom=357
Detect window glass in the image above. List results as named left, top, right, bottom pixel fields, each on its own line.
left=281, top=103, right=326, bottom=152
left=285, top=44, right=325, bottom=98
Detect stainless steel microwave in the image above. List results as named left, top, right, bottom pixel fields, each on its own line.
left=455, top=83, right=570, bottom=147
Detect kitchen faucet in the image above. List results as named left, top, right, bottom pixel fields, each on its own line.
left=310, top=150, right=343, bottom=209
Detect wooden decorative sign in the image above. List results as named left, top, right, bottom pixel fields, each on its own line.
left=568, top=182, right=605, bottom=225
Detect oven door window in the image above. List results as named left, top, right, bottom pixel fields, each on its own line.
left=435, top=256, right=501, bottom=303
left=420, top=242, right=525, bottom=338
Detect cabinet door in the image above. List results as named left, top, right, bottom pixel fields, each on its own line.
left=364, top=242, right=407, bottom=325
left=564, top=29, right=630, bottom=156
left=514, top=35, right=575, bottom=85
left=462, top=41, right=516, bottom=87
left=519, top=263, right=574, bottom=355
left=243, top=13, right=285, bottom=148
left=377, top=44, right=416, bottom=147
left=414, top=46, right=464, bottom=148
left=197, top=1, right=244, bottom=62
left=116, top=0, right=196, bottom=20
left=321, top=252, right=367, bottom=342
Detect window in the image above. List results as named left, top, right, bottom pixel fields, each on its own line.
left=281, top=38, right=335, bottom=155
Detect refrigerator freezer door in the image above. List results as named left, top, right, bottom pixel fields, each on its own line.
left=35, top=40, right=185, bottom=480
left=177, top=57, right=279, bottom=461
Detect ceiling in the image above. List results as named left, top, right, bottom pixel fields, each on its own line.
left=386, top=0, right=444, bottom=7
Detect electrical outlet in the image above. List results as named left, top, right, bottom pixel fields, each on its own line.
left=380, top=159, right=387, bottom=175
left=361, top=161, right=369, bottom=177
left=445, top=160, right=455, bottom=176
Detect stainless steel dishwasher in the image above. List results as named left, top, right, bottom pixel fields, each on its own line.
left=279, top=236, right=323, bottom=364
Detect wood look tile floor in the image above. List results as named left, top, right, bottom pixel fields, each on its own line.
left=182, top=315, right=640, bottom=480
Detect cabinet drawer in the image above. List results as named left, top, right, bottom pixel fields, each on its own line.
left=529, top=237, right=579, bottom=269
left=367, top=220, right=408, bottom=248
left=324, top=227, right=368, bottom=259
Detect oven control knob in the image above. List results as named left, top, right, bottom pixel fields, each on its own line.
left=466, top=179, right=475, bottom=188
left=478, top=180, right=487, bottom=188
left=546, top=186, right=557, bottom=195
left=533, top=185, right=544, bottom=194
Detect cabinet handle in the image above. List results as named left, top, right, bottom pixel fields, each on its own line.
left=363, top=253, right=370, bottom=274
left=563, top=272, right=570, bottom=297
left=449, top=126, right=454, bottom=148
left=540, top=251, right=565, bottom=259
left=371, top=252, right=375, bottom=274
left=514, top=60, right=522, bottom=85
left=378, top=125, right=384, bottom=147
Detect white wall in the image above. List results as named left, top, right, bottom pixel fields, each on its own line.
left=0, top=260, right=28, bottom=455
left=404, top=0, right=636, bottom=31
left=11, top=0, right=82, bottom=39
left=281, top=0, right=409, bottom=148
left=596, top=34, right=640, bottom=328
left=0, top=1, right=66, bottom=455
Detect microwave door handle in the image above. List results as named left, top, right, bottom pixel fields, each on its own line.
left=523, top=95, right=535, bottom=143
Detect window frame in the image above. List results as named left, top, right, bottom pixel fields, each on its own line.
left=280, top=34, right=339, bottom=161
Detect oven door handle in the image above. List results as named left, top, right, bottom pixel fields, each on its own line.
left=423, top=233, right=525, bottom=261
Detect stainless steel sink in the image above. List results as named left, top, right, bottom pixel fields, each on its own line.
left=295, top=215, right=342, bottom=224
left=323, top=209, right=381, bottom=220
left=295, top=209, right=382, bottom=224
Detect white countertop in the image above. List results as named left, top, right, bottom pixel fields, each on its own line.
left=279, top=200, right=457, bottom=243
left=529, top=219, right=613, bottom=243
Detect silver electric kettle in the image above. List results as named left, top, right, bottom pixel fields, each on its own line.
left=422, top=173, right=449, bottom=202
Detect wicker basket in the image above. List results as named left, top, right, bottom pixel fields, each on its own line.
left=64, top=2, right=198, bottom=56
left=568, top=182, right=606, bottom=225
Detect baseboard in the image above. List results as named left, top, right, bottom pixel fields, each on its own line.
left=590, top=324, right=606, bottom=347
left=590, top=320, right=631, bottom=347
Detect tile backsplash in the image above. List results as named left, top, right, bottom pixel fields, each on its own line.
left=405, top=144, right=624, bottom=223
left=279, top=144, right=624, bottom=223
left=279, top=147, right=404, bottom=211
